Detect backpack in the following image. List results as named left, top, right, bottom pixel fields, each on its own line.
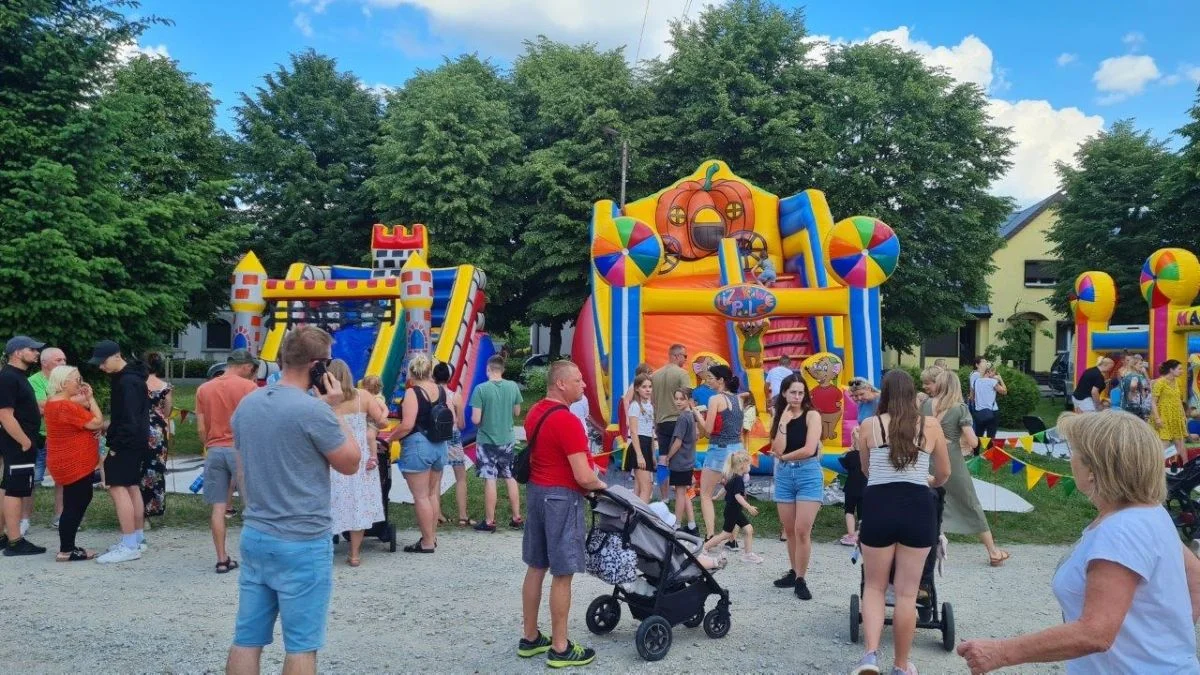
left=417, top=385, right=455, bottom=443
left=513, top=404, right=568, bottom=485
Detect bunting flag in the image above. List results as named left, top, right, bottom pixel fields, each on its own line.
left=1045, top=474, right=1060, bottom=489
left=1010, top=459, right=1025, bottom=475
left=985, top=447, right=1009, bottom=471
left=1061, top=478, right=1076, bottom=496
left=1005, top=436, right=1018, bottom=449
left=170, top=408, right=193, bottom=423
left=979, top=435, right=991, bottom=451
left=1032, top=431, right=1046, bottom=443
left=1025, top=466, right=1045, bottom=490
left=1020, top=435, right=1034, bottom=452
left=966, top=456, right=984, bottom=477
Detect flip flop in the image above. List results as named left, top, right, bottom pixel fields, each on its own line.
left=457, top=518, right=477, bottom=527
left=989, top=550, right=1010, bottom=567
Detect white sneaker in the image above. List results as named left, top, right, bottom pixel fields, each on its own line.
left=138, top=541, right=147, bottom=552
left=19, top=519, right=29, bottom=536
left=96, top=544, right=142, bottom=564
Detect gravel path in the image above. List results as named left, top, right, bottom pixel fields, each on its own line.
left=0, top=521, right=1086, bottom=674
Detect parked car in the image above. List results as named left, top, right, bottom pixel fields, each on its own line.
left=1048, top=351, right=1071, bottom=403
left=206, top=360, right=280, bottom=387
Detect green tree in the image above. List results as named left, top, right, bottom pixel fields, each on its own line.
left=1157, top=88, right=1200, bottom=256
left=0, top=0, right=167, bottom=358
left=235, top=50, right=382, bottom=275
left=1046, top=120, right=1178, bottom=324
left=368, top=55, right=525, bottom=329
left=94, top=55, right=248, bottom=348
left=510, top=38, right=640, bottom=355
left=813, top=42, right=1014, bottom=352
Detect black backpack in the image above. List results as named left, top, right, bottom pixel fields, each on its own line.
left=417, top=385, right=455, bottom=443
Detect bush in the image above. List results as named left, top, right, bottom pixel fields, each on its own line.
left=957, top=364, right=1038, bottom=428
left=504, top=356, right=524, bottom=382
left=524, top=366, right=548, bottom=400
left=182, top=359, right=216, bottom=378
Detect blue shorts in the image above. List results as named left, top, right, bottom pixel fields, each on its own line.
left=234, top=526, right=334, bottom=654
left=773, top=458, right=824, bottom=503
left=703, top=443, right=742, bottom=472
left=398, top=432, right=447, bottom=474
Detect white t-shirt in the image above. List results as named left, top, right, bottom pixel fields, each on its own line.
left=569, top=397, right=589, bottom=429
left=626, top=400, right=655, bottom=441
left=1051, top=506, right=1198, bottom=674
left=765, top=366, right=793, bottom=398
left=973, top=377, right=999, bottom=411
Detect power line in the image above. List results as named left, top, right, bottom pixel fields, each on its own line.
left=682, top=0, right=694, bottom=21
left=633, top=0, right=651, bottom=64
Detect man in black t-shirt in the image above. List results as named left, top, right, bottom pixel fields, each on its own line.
left=1072, top=357, right=1113, bottom=413
left=0, top=335, right=47, bottom=555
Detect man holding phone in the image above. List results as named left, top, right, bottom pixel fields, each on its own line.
left=226, top=326, right=363, bottom=675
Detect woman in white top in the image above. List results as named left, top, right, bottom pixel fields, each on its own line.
left=958, top=410, right=1200, bottom=674
left=970, top=365, right=1006, bottom=441
left=851, top=370, right=950, bottom=675
left=624, top=374, right=656, bottom=503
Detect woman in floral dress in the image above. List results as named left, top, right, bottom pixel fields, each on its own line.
left=143, top=353, right=172, bottom=518
left=327, top=359, right=389, bottom=566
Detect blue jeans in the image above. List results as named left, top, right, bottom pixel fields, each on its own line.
left=234, top=526, right=334, bottom=654
left=34, top=446, right=46, bottom=483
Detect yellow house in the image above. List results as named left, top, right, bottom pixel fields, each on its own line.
left=885, top=193, right=1069, bottom=374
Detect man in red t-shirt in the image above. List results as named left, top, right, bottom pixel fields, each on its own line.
left=195, top=349, right=259, bottom=574
left=517, top=361, right=605, bottom=668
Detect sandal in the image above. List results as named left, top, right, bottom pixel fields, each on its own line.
left=215, top=558, right=240, bottom=574
left=988, top=550, right=1010, bottom=567
left=402, top=540, right=436, bottom=553
left=509, top=517, right=525, bottom=530
left=436, top=516, right=449, bottom=525
left=348, top=557, right=361, bottom=567
left=56, top=548, right=96, bottom=562
left=457, top=518, right=477, bottom=527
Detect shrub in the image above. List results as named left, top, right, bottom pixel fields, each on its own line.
left=504, top=356, right=524, bottom=382
left=183, top=359, right=216, bottom=378
left=524, top=366, right=549, bottom=400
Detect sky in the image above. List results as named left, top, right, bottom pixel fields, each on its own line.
left=127, top=0, right=1200, bottom=207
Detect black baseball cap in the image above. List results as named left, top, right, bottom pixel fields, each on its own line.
left=87, top=340, right=122, bottom=366
left=227, top=349, right=260, bottom=366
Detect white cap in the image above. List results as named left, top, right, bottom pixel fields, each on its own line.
left=648, top=501, right=677, bottom=528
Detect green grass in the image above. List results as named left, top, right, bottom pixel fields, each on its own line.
left=171, top=383, right=203, bottom=457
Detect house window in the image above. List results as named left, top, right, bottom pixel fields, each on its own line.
left=1024, top=260, right=1058, bottom=287
left=205, top=319, right=232, bottom=350
left=923, top=331, right=959, bottom=358
left=1055, top=321, right=1071, bottom=353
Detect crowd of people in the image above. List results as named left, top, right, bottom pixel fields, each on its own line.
left=3, top=329, right=1199, bottom=673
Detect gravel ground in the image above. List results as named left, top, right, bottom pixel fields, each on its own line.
left=0, top=521, right=1089, bottom=674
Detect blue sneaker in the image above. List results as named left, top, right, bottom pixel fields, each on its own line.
left=852, top=651, right=880, bottom=674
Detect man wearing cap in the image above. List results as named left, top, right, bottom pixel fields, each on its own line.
left=0, top=336, right=48, bottom=555
left=89, top=340, right=151, bottom=564
left=28, top=346, right=66, bottom=529
left=196, top=349, right=259, bottom=573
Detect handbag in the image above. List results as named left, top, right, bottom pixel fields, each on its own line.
left=585, top=529, right=639, bottom=585
left=513, top=404, right=568, bottom=484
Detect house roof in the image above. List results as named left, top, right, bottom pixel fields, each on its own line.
left=998, top=192, right=1064, bottom=240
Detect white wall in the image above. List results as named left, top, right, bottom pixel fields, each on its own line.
left=530, top=321, right=576, bottom=356
left=174, top=310, right=235, bottom=362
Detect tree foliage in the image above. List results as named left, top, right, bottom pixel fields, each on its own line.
left=1157, top=88, right=1200, bottom=256
left=235, top=50, right=382, bottom=275
left=1046, top=120, right=1179, bottom=324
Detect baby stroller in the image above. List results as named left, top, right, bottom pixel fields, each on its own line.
left=848, top=487, right=955, bottom=652
left=1166, top=454, right=1200, bottom=543
left=332, top=438, right=397, bottom=552
left=584, top=486, right=731, bottom=662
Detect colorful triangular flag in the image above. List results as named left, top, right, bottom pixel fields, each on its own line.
left=1045, top=474, right=1060, bottom=489
left=1025, top=466, right=1045, bottom=490
left=1062, top=478, right=1076, bottom=497
left=1032, top=431, right=1046, bottom=443
left=985, top=447, right=1008, bottom=472
left=1010, top=459, right=1026, bottom=475
left=1020, top=436, right=1034, bottom=452
left=1005, top=437, right=1018, bottom=448
left=966, top=456, right=984, bottom=477
left=979, top=436, right=991, bottom=451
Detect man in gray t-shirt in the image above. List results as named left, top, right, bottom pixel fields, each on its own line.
left=227, top=326, right=360, bottom=674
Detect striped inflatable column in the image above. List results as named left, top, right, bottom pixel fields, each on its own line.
left=848, top=286, right=882, bottom=385
left=607, top=287, right=643, bottom=426
left=1070, top=271, right=1116, bottom=383
left=1140, top=248, right=1200, bottom=371
left=778, top=190, right=841, bottom=358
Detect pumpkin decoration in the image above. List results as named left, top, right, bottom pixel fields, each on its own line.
left=653, top=163, right=756, bottom=260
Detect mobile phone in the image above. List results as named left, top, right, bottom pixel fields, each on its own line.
left=309, top=360, right=329, bottom=394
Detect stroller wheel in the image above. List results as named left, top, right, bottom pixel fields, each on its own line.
left=387, top=524, right=397, bottom=553
left=683, top=609, right=705, bottom=628
left=585, top=595, right=621, bottom=635
left=849, top=594, right=860, bottom=643
left=702, top=608, right=731, bottom=639
left=941, top=603, right=955, bottom=652
left=635, top=616, right=672, bottom=662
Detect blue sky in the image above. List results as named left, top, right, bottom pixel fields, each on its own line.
left=131, top=0, right=1200, bottom=205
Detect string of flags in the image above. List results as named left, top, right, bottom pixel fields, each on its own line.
left=966, top=435, right=1076, bottom=495
left=170, top=407, right=193, bottom=423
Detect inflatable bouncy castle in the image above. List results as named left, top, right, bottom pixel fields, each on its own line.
left=572, top=161, right=900, bottom=475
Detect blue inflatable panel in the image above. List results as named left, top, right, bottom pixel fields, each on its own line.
left=462, top=333, right=497, bottom=437
left=330, top=324, right=378, bottom=384
left=329, top=266, right=372, bottom=280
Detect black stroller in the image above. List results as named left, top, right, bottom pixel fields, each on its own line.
left=1166, top=454, right=1200, bottom=543
left=584, top=486, right=731, bottom=662
left=849, top=487, right=954, bottom=652
left=333, top=438, right=397, bottom=552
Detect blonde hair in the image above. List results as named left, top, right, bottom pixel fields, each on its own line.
left=932, top=369, right=965, bottom=417
left=326, top=359, right=357, bottom=404
left=47, top=365, right=80, bottom=397
left=920, top=365, right=944, bottom=384
left=359, top=374, right=383, bottom=395
left=1057, top=410, right=1166, bottom=505
left=722, top=450, right=751, bottom=480
left=407, top=352, right=433, bottom=383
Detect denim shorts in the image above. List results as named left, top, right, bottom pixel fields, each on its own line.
left=703, top=442, right=742, bottom=472
left=773, top=457, right=824, bottom=503
left=398, top=432, right=447, bottom=474
left=234, top=526, right=334, bottom=654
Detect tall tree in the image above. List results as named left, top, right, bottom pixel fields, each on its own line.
left=510, top=38, right=640, bottom=354
left=235, top=50, right=382, bottom=275
left=1157, top=88, right=1200, bottom=256
left=94, top=55, right=247, bottom=348
left=1046, top=120, right=1179, bottom=324
left=368, top=56, right=525, bottom=330
left=812, top=42, right=1014, bottom=351
left=0, top=0, right=171, bottom=357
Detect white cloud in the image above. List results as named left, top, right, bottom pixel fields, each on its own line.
left=1092, top=54, right=1160, bottom=103
left=1162, top=64, right=1200, bottom=87
left=296, top=0, right=335, bottom=12
left=357, top=0, right=708, bottom=61
left=863, top=26, right=995, bottom=91
left=294, top=12, right=314, bottom=37
left=1056, top=52, right=1077, bottom=67
left=986, top=100, right=1104, bottom=204
left=115, top=41, right=169, bottom=63
left=1122, top=31, right=1145, bottom=51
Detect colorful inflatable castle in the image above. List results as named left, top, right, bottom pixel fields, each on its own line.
left=572, top=160, right=900, bottom=476
left=228, top=225, right=495, bottom=430
left=1071, top=247, right=1200, bottom=414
